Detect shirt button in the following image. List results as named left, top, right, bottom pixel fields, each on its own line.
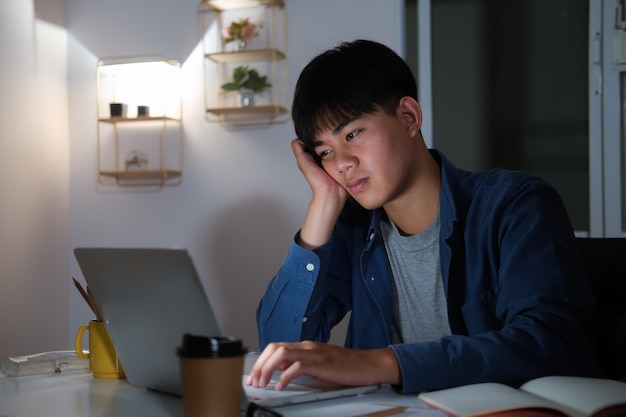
left=306, top=263, right=315, bottom=271
left=302, top=316, right=308, bottom=323
left=369, top=232, right=375, bottom=241
left=371, top=276, right=375, bottom=281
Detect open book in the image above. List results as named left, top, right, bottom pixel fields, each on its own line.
left=417, top=376, right=626, bottom=417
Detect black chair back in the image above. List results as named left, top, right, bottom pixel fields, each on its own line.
left=576, top=237, right=626, bottom=381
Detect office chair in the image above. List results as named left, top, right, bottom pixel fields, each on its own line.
left=575, top=237, right=626, bottom=381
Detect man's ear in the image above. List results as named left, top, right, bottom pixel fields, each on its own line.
left=398, top=97, right=423, bottom=136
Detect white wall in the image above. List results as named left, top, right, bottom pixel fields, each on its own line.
left=0, top=1, right=69, bottom=361
left=0, top=0, right=402, bottom=361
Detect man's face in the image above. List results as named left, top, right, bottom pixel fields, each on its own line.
left=311, top=106, right=420, bottom=210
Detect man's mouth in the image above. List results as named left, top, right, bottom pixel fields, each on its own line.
left=346, top=177, right=369, bottom=194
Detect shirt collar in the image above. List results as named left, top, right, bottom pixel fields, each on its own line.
left=364, top=149, right=462, bottom=242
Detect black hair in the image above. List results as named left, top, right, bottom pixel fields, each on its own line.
left=292, top=39, right=418, bottom=151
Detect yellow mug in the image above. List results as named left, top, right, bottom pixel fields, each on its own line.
left=75, top=320, right=125, bottom=379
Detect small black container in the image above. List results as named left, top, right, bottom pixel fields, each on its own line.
left=109, top=102, right=127, bottom=117
left=137, top=105, right=150, bottom=117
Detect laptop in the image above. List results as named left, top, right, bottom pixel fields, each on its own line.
left=74, top=248, right=379, bottom=408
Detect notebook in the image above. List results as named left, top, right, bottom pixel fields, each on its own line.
left=74, top=248, right=379, bottom=408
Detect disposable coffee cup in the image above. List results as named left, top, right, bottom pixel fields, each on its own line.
left=177, top=334, right=247, bottom=417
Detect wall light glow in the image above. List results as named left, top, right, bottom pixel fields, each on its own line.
left=97, top=59, right=181, bottom=119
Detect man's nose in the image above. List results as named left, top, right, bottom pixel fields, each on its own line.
left=335, top=149, right=357, bottom=174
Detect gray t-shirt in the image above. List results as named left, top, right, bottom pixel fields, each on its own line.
left=380, top=214, right=451, bottom=343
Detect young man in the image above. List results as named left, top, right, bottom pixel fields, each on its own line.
left=246, top=40, right=594, bottom=394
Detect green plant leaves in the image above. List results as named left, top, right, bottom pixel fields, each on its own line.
left=221, top=65, right=271, bottom=93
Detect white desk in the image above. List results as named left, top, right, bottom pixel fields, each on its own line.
left=0, top=358, right=445, bottom=417
left=0, top=371, right=183, bottom=417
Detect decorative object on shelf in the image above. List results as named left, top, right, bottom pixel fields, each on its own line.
left=238, top=88, right=256, bottom=107
left=109, top=103, right=127, bottom=118
left=124, top=149, right=149, bottom=171
left=222, top=17, right=260, bottom=51
left=137, top=105, right=150, bottom=117
left=221, top=65, right=271, bottom=107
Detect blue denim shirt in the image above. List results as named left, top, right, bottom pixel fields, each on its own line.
left=257, top=150, right=594, bottom=393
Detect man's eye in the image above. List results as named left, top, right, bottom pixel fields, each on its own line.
left=346, top=130, right=359, bottom=140
left=319, top=149, right=331, bottom=159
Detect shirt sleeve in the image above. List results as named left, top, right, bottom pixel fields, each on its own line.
left=256, top=233, right=326, bottom=349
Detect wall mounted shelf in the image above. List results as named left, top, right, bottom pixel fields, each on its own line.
left=98, top=116, right=180, bottom=123
left=204, top=0, right=284, bottom=11
left=206, top=49, right=286, bottom=63
left=99, top=170, right=182, bottom=182
left=96, top=57, right=183, bottom=187
left=200, top=0, right=288, bottom=126
left=205, top=104, right=287, bottom=117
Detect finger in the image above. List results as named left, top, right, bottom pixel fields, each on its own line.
left=246, top=343, right=279, bottom=386
left=265, top=342, right=321, bottom=390
left=291, top=137, right=305, bottom=151
left=291, top=139, right=317, bottom=168
left=291, top=138, right=308, bottom=159
left=256, top=343, right=300, bottom=387
left=255, top=342, right=317, bottom=389
left=275, top=360, right=306, bottom=391
left=248, top=343, right=296, bottom=388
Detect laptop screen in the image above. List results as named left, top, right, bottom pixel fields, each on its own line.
left=74, top=247, right=221, bottom=395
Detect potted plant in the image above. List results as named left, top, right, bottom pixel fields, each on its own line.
left=221, top=65, right=271, bottom=107
left=222, top=18, right=260, bottom=51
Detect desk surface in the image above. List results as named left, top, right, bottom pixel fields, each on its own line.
left=0, top=370, right=447, bottom=417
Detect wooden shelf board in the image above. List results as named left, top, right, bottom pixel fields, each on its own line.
left=202, top=0, right=284, bottom=11
left=99, top=170, right=182, bottom=182
left=206, top=105, right=288, bottom=117
left=206, top=49, right=286, bottom=63
left=98, top=116, right=180, bottom=124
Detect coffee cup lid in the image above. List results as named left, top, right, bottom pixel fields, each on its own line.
left=177, top=334, right=247, bottom=358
